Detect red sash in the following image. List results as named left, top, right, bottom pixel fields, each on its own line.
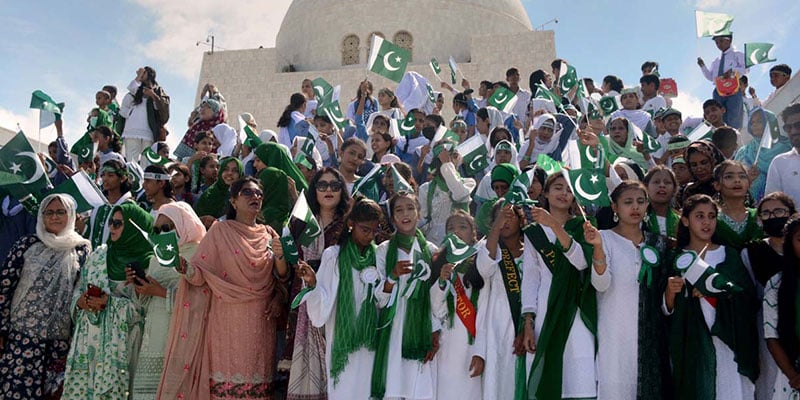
left=453, top=274, right=477, bottom=337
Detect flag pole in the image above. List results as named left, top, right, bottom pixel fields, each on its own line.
left=37, top=110, right=42, bottom=154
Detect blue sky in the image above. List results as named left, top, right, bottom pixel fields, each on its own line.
left=1, top=0, right=797, bottom=150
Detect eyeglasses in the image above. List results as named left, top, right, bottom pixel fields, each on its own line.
left=316, top=181, right=343, bottom=192
left=783, top=122, right=800, bottom=133
left=108, top=218, right=124, bottom=229
left=43, top=209, right=68, bottom=217
left=239, top=188, right=264, bottom=198
left=759, top=208, right=791, bottom=219
left=153, top=223, right=174, bottom=234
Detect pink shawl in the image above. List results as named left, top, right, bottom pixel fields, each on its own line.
left=157, top=220, right=278, bottom=400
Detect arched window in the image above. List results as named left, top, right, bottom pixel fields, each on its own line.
left=393, top=31, right=413, bottom=61
left=342, top=34, right=360, bottom=66
left=366, top=32, right=385, bottom=58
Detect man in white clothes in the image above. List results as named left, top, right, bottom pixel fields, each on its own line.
left=640, top=74, right=667, bottom=116
left=610, top=87, right=653, bottom=133
left=766, top=103, right=800, bottom=204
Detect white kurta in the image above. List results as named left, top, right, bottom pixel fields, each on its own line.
left=591, top=229, right=643, bottom=400
left=431, top=269, right=487, bottom=400
left=521, top=227, right=596, bottom=398
left=418, top=162, right=476, bottom=246
left=763, top=273, right=798, bottom=400
left=305, top=246, right=376, bottom=400
left=699, top=247, right=755, bottom=400
left=476, top=241, right=526, bottom=400
left=374, top=240, right=439, bottom=400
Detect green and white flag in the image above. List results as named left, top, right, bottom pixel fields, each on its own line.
left=43, top=155, right=58, bottom=179
left=744, top=42, right=776, bottom=68
left=352, top=164, right=384, bottom=199
left=674, top=250, right=741, bottom=296
left=426, top=82, right=436, bottom=104
left=318, top=101, right=348, bottom=129
left=430, top=57, right=442, bottom=76
left=536, top=153, right=563, bottom=176
left=534, top=83, right=564, bottom=111
left=70, top=131, right=96, bottom=164
left=30, top=90, right=64, bottom=129
left=487, top=86, right=518, bottom=114
left=312, top=77, right=334, bottom=104
left=141, top=146, right=169, bottom=166
left=599, top=95, right=621, bottom=116
left=695, top=10, right=734, bottom=38
left=641, top=130, right=662, bottom=153
left=687, top=121, right=713, bottom=142
left=448, top=56, right=458, bottom=84
left=442, top=233, right=477, bottom=265
left=280, top=226, right=300, bottom=265
left=563, top=168, right=610, bottom=207
left=558, top=63, right=579, bottom=93
left=239, top=114, right=262, bottom=148
left=504, top=169, right=535, bottom=206
left=290, top=189, right=322, bottom=246
left=565, top=137, right=606, bottom=170
left=293, top=152, right=314, bottom=171
left=389, top=164, right=414, bottom=193
left=129, top=219, right=180, bottom=268
left=394, top=113, right=417, bottom=137
left=457, top=134, right=489, bottom=177
left=51, top=170, right=108, bottom=214
left=0, top=131, right=52, bottom=199
left=367, top=35, right=410, bottom=83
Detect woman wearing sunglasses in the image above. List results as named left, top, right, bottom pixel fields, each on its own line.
left=63, top=201, right=154, bottom=399
left=159, top=177, right=290, bottom=400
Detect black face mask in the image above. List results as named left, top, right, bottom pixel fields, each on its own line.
left=422, top=126, right=436, bottom=141
left=762, top=217, right=789, bottom=237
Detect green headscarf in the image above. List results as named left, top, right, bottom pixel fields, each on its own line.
left=606, top=117, right=649, bottom=171
left=259, top=167, right=292, bottom=232
left=491, top=163, right=519, bottom=186
left=106, top=201, right=154, bottom=281
left=94, top=108, right=113, bottom=130
left=195, top=157, right=243, bottom=218
left=253, top=142, right=309, bottom=192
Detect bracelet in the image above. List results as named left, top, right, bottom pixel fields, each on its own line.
left=593, top=257, right=607, bottom=266
left=386, top=275, right=398, bottom=285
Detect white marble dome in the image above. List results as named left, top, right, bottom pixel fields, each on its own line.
left=275, top=0, right=533, bottom=72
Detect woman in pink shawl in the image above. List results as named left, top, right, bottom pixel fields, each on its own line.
left=158, top=177, right=290, bottom=400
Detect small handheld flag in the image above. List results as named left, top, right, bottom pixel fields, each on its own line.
left=563, top=168, right=610, bottom=207
left=129, top=219, right=181, bottom=268
left=289, top=190, right=322, bottom=246
left=367, top=36, right=410, bottom=83
left=488, top=86, right=518, bottom=114
left=457, top=134, right=489, bottom=177
left=30, top=90, right=64, bottom=129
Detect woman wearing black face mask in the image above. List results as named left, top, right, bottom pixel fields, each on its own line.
left=741, top=191, right=796, bottom=399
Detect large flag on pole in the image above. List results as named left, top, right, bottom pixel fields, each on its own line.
left=51, top=170, right=108, bottom=213
left=30, top=90, right=64, bottom=129
left=367, top=36, right=410, bottom=83
left=311, top=77, right=334, bottom=104
left=744, top=43, right=777, bottom=68
left=0, top=131, right=53, bottom=199
left=695, top=11, right=734, bottom=38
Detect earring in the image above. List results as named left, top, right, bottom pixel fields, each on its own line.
left=348, top=226, right=353, bottom=233
left=613, top=213, right=619, bottom=223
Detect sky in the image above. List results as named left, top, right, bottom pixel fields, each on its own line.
left=1, top=0, right=798, bottom=151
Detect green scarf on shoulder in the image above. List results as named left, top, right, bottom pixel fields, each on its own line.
left=195, top=157, right=243, bottom=218
left=106, top=201, right=154, bottom=281
left=371, top=229, right=433, bottom=399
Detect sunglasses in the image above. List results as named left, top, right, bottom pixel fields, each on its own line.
left=240, top=188, right=264, bottom=198
left=43, top=209, right=68, bottom=217
left=783, top=121, right=800, bottom=133
left=153, top=223, right=174, bottom=234
left=316, top=180, right=343, bottom=192
left=108, top=218, right=124, bottom=229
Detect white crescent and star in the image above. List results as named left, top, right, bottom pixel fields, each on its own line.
left=314, top=85, right=326, bottom=99
left=383, top=51, right=401, bottom=72
left=326, top=108, right=345, bottom=124
left=749, top=48, right=764, bottom=67
left=574, top=173, right=601, bottom=201
left=400, top=119, right=415, bottom=131
left=494, top=92, right=508, bottom=104
left=305, top=221, right=321, bottom=238
left=468, top=155, right=486, bottom=172
left=80, top=147, right=91, bottom=159
left=584, top=145, right=598, bottom=164
left=447, top=238, right=470, bottom=257
left=146, top=152, right=163, bottom=164
left=704, top=272, right=725, bottom=294
left=16, top=152, right=44, bottom=184
left=153, top=244, right=176, bottom=266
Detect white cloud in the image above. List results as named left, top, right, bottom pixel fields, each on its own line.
left=131, top=0, right=293, bottom=81
left=670, top=91, right=705, bottom=119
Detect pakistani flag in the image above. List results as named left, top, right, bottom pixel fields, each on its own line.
left=534, top=83, right=563, bottom=109
left=129, top=219, right=180, bottom=268
left=389, top=164, right=414, bottom=193
left=563, top=168, right=610, bottom=207
left=687, top=122, right=713, bottom=142
left=280, top=226, right=300, bottom=265
left=578, top=97, right=602, bottom=120
left=458, top=134, right=489, bottom=177
left=426, top=83, right=436, bottom=104
left=504, top=169, right=535, bottom=206
left=290, top=190, right=322, bottom=246
left=565, top=137, right=606, bottom=170
left=30, top=90, right=64, bottom=129
left=558, top=63, right=579, bottom=93
left=299, top=124, right=320, bottom=158
left=430, top=57, right=442, bottom=75
left=318, top=101, right=348, bottom=129
left=599, top=95, right=621, bottom=116
left=695, top=10, right=734, bottom=38
left=141, top=147, right=169, bottom=166
left=442, top=233, right=477, bottom=265
left=488, top=86, right=518, bottom=114
left=536, top=153, right=563, bottom=176
left=641, top=131, right=662, bottom=153
left=352, top=164, right=384, bottom=200
left=51, top=171, right=108, bottom=213
left=395, top=113, right=416, bottom=137
left=312, top=77, right=334, bottom=104
left=448, top=56, right=458, bottom=84
left=575, top=78, right=590, bottom=102
left=674, top=250, right=741, bottom=296
left=42, top=155, right=58, bottom=179
left=70, top=132, right=96, bottom=164
left=294, top=152, right=314, bottom=171
left=367, top=35, right=410, bottom=83
left=0, top=131, right=52, bottom=199
left=744, top=43, right=777, bottom=68
left=239, top=114, right=262, bottom=148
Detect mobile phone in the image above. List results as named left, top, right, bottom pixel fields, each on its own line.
left=87, top=284, right=103, bottom=298
left=521, top=204, right=536, bottom=229
left=127, top=261, right=150, bottom=285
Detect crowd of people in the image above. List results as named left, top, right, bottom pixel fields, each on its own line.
left=1, top=32, right=800, bottom=400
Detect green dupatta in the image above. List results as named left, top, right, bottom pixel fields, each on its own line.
left=714, top=208, right=764, bottom=250
left=194, top=157, right=243, bottom=218
left=106, top=201, right=154, bottom=281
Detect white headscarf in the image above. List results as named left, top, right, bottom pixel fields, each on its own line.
left=531, top=114, right=564, bottom=156
left=36, top=194, right=91, bottom=251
